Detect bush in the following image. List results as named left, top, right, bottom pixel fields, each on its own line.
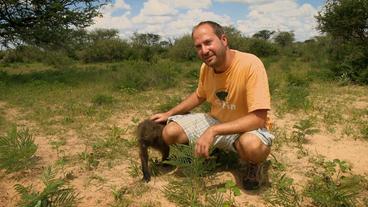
left=78, top=39, right=131, bottom=63
left=0, top=126, right=38, bottom=172
left=246, top=38, right=278, bottom=57
left=115, top=60, right=180, bottom=91
left=168, top=35, right=197, bottom=61
left=1, top=46, right=44, bottom=63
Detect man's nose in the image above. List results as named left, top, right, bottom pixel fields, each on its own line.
left=201, top=45, right=209, bottom=55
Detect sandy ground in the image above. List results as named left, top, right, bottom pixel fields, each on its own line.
left=0, top=100, right=367, bottom=207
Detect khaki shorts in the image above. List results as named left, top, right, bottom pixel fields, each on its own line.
left=168, top=113, right=275, bottom=152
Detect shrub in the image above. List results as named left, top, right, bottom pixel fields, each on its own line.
left=115, top=60, right=180, bottom=92
left=246, top=38, right=278, bottom=57
left=168, top=35, right=197, bottom=61
left=15, top=166, right=79, bottom=207
left=78, top=39, right=131, bottom=63
left=1, top=46, right=44, bottom=63
left=0, top=126, right=38, bottom=172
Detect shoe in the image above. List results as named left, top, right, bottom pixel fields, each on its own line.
left=241, top=162, right=264, bottom=190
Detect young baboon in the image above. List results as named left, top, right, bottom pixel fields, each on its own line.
left=137, top=119, right=169, bottom=182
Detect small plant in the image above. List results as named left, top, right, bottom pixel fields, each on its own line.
left=164, top=143, right=217, bottom=178
left=163, top=178, right=204, bottom=207
left=305, top=157, right=363, bottom=207
left=291, top=118, right=318, bottom=156
left=110, top=186, right=131, bottom=207
left=128, top=159, right=141, bottom=178
left=14, top=166, right=79, bottom=207
left=0, top=126, right=37, bottom=172
left=360, top=124, right=368, bottom=139
left=218, top=180, right=241, bottom=207
left=265, top=174, right=303, bottom=207
left=291, top=118, right=319, bottom=144
left=163, top=143, right=218, bottom=207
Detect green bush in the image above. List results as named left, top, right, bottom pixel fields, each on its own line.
left=246, top=38, right=278, bottom=57
left=115, top=60, right=180, bottom=91
left=0, top=126, right=38, bottom=172
left=168, top=35, right=197, bottom=61
left=1, top=46, right=44, bottom=63
left=78, top=39, right=131, bottom=63
left=43, top=50, right=74, bottom=69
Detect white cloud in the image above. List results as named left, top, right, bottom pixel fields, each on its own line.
left=235, top=0, right=320, bottom=40
left=172, top=0, right=212, bottom=9
left=89, top=0, right=321, bottom=41
left=90, top=0, right=132, bottom=32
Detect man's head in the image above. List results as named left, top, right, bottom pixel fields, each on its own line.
left=192, top=21, right=229, bottom=69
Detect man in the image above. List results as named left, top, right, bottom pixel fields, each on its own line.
left=151, top=21, right=274, bottom=190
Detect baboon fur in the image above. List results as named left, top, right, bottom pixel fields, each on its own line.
left=137, top=119, right=169, bottom=182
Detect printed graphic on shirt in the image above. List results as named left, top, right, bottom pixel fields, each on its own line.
left=214, top=89, right=236, bottom=111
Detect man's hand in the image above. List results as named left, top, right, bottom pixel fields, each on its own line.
left=195, top=127, right=216, bottom=158
left=150, top=112, right=171, bottom=123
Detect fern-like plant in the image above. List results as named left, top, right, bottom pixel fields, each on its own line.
left=164, top=143, right=217, bottom=178
left=0, top=126, right=37, bottom=172
left=305, top=157, right=363, bottom=207
left=14, top=166, right=79, bottom=207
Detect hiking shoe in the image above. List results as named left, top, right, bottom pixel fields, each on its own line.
left=241, top=162, right=264, bottom=190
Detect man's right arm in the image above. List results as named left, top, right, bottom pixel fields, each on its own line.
left=150, top=92, right=205, bottom=123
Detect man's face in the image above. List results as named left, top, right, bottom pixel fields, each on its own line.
left=192, top=24, right=228, bottom=68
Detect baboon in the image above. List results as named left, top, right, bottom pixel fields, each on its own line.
left=137, top=119, right=169, bottom=182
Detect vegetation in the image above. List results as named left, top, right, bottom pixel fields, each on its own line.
left=316, top=0, right=368, bottom=84
left=15, top=167, right=79, bottom=207
left=0, top=126, right=37, bottom=172
left=0, top=0, right=108, bottom=49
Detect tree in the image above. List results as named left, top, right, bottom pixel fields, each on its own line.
left=273, top=31, right=295, bottom=47
left=0, top=0, right=109, bottom=49
left=316, top=0, right=368, bottom=83
left=316, top=0, right=368, bottom=44
left=252, top=30, right=275, bottom=40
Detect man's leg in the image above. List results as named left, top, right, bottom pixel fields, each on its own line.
left=234, top=133, right=271, bottom=190
left=162, top=121, right=189, bottom=145
left=234, top=133, right=270, bottom=164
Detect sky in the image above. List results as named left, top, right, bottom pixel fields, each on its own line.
left=89, top=0, right=325, bottom=41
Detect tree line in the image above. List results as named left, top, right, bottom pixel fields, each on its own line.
left=0, top=0, right=367, bottom=84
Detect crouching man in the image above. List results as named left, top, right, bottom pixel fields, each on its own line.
left=151, top=21, right=274, bottom=190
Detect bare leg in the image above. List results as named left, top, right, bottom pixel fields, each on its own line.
left=234, top=133, right=270, bottom=164
left=162, top=122, right=189, bottom=145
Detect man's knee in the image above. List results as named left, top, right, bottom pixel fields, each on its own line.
left=162, top=122, right=188, bottom=145
left=235, top=133, right=270, bottom=163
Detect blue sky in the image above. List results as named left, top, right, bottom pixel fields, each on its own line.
left=90, top=0, right=325, bottom=41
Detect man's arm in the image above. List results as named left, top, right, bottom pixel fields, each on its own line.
left=151, top=92, right=205, bottom=123
left=195, top=109, right=267, bottom=158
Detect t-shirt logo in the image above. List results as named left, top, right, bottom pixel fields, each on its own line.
left=214, top=89, right=236, bottom=111
left=215, top=90, right=228, bottom=101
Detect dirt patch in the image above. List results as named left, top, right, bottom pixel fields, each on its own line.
left=305, top=134, right=368, bottom=175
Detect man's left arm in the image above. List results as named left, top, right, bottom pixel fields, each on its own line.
left=195, top=109, right=268, bottom=158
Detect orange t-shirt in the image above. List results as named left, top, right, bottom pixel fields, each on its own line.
left=196, top=50, right=271, bottom=128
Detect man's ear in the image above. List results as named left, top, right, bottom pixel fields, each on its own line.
left=221, top=34, right=228, bottom=47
